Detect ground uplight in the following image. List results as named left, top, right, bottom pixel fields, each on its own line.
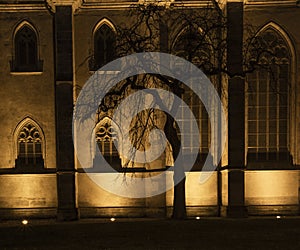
left=22, top=219, right=28, bottom=225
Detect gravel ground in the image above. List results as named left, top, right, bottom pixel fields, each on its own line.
left=0, top=217, right=300, bottom=249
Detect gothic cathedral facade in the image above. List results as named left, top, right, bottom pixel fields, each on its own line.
left=0, top=0, right=300, bottom=220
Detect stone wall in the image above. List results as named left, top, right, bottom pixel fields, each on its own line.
left=0, top=174, right=57, bottom=218
left=0, top=6, right=56, bottom=169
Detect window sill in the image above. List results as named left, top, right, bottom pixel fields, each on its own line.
left=89, top=70, right=120, bottom=75
left=10, top=60, right=43, bottom=74
left=0, top=168, right=56, bottom=175
left=246, top=161, right=294, bottom=170
left=10, top=71, right=43, bottom=76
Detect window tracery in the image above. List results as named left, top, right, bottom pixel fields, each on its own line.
left=95, top=118, right=120, bottom=170
left=16, top=122, right=44, bottom=168
left=247, top=28, right=291, bottom=164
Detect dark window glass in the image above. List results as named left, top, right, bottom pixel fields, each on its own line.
left=94, top=24, right=116, bottom=69
left=13, top=25, right=40, bottom=72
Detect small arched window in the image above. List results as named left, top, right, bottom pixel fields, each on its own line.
left=95, top=118, right=120, bottom=170
left=11, top=23, right=42, bottom=72
left=92, top=24, right=116, bottom=70
left=15, top=121, right=44, bottom=168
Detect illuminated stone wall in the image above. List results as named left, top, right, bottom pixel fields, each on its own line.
left=166, top=172, right=219, bottom=216
left=222, top=170, right=299, bottom=215
left=78, top=172, right=219, bottom=217
left=0, top=0, right=299, bottom=219
left=73, top=7, right=131, bottom=95
left=0, top=174, right=57, bottom=208
left=0, top=4, right=56, bottom=169
left=243, top=2, right=300, bottom=216
left=245, top=170, right=299, bottom=205
left=0, top=174, right=57, bottom=218
left=77, top=173, right=146, bottom=217
left=244, top=0, right=300, bottom=166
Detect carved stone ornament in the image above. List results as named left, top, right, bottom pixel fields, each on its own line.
left=46, top=0, right=82, bottom=12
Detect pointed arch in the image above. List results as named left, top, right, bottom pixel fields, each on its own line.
left=95, top=116, right=121, bottom=142
left=171, top=27, right=213, bottom=169
left=11, top=20, right=42, bottom=72
left=172, top=26, right=212, bottom=50
left=246, top=22, right=295, bottom=167
left=93, top=116, right=121, bottom=170
left=13, top=117, right=45, bottom=168
left=90, top=18, right=117, bottom=70
left=92, top=18, right=116, bottom=35
left=256, top=22, right=295, bottom=61
left=13, top=20, right=39, bottom=39
left=171, top=26, right=214, bottom=68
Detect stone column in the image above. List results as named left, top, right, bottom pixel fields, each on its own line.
left=225, top=0, right=247, bottom=218
left=54, top=5, right=78, bottom=221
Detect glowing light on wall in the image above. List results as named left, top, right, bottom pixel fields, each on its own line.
left=22, top=219, right=28, bottom=225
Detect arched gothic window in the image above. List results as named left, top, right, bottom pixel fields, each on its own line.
left=172, top=27, right=213, bottom=72
left=173, top=28, right=212, bottom=169
left=95, top=118, right=120, bottom=170
left=247, top=27, right=291, bottom=165
left=92, top=24, right=116, bottom=70
left=11, top=23, right=42, bottom=72
left=15, top=121, right=44, bottom=168
left=178, top=85, right=211, bottom=169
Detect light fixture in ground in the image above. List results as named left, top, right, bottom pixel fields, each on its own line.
left=22, top=219, right=28, bottom=225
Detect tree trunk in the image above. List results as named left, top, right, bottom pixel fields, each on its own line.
left=164, top=113, right=187, bottom=219
left=172, top=163, right=186, bottom=219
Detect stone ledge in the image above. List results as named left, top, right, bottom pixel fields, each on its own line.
left=0, top=208, right=57, bottom=220
left=247, top=205, right=299, bottom=216
left=166, top=206, right=219, bottom=218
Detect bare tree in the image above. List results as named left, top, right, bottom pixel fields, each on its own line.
left=93, top=1, right=227, bottom=219
left=76, top=1, right=282, bottom=219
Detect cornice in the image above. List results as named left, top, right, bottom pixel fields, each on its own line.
left=78, top=0, right=218, bottom=10
left=172, top=1, right=216, bottom=8
left=0, top=0, right=297, bottom=12
left=45, top=0, right=82, bottom=11
left=78, top=1, right=137, bottom=10
left=0, top=3, right=47, bottom=12
left=245, top=0, right=297, bottom=8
